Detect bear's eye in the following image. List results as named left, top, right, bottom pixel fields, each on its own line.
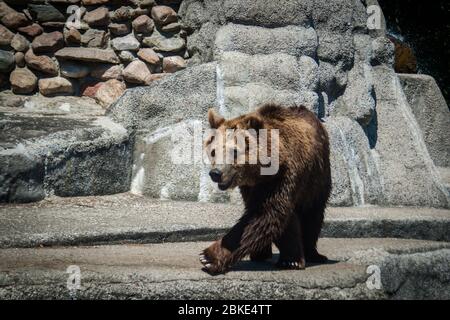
left=211, top=149, right=215, bottom=157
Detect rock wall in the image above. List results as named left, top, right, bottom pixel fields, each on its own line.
left=0, top=0, right=186, bottom=107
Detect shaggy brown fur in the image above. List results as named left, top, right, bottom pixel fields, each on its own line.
left=200, top=104, right=331, bottom=274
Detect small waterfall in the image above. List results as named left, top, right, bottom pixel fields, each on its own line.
left=216, top=64, right=227, bottom=117
left=336, top=127, right=365, bottom=206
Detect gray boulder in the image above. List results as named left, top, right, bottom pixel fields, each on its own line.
left=142, top=29, right=185, bottom=53
left=111, top=33, right=140, bottom=51
left=311, top=0, right=367, bottom=32
left=109, top=62, right=218, bottom=131
left=371, top=66, right=449, bottom=208
left=28, top=4, right=65, bottom=23
left=0, top=95, right=132, bottom=203
left=316, top=30, right=354, bottom=68
left=109, top=63, right=220, bottom=201
left=80, top=29, right=109, bottom=49
left=399, top=74, right=450, bottom=168
left=333, top=62, right=376, bottom=126
left=60, top=61, right=91, bottom=79
left=215, top=52, right=319, bottom=117
left=371, top=36, right=395, bottom=66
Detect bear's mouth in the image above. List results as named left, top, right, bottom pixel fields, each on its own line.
left=218, top=176, right=235, bottom=190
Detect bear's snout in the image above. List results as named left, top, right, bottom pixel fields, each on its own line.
left=209, top=169, right=222, bottom=183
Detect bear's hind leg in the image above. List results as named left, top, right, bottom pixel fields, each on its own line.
left=299, top=204, right=328, bottom=264
left=275, top=214, right=305, bottom=270
left=250, top=244, right=273, bottom=262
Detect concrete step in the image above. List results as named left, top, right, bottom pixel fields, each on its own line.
left=0, top=193, right=449, bottom=248
left=0, top=93, right=132, bottom=203
left=0, top=238, right=448, bottom=299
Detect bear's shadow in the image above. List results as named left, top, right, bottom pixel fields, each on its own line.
left=231, top=254, right=340, bottom=272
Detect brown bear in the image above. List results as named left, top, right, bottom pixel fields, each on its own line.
left=200, top=104, right=331, bottom=274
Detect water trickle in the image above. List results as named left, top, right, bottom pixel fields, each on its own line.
left=216, top=64, right=227, bottom=117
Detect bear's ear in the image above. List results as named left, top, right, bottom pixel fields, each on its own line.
left=245, top=115, right=264, bottom=131
left=208, top=108, right=225, bottom=129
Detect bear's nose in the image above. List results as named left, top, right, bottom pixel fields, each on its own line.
left=209, top=169, right=222, bottom=183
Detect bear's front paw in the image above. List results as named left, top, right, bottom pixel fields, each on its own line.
left=199, top=240, right=232, bottom=275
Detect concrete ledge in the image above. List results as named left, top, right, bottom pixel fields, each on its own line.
left=0, top=193, right=449, bottom=248
left=0, top=239, right=448, bottom=299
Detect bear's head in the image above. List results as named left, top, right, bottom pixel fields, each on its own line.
left=205, top=108, right=280, bottom=190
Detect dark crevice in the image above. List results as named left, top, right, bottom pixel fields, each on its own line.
left=378, top=0, right=450, bottom=107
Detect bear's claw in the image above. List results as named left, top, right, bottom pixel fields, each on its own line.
left=276, top=259, right=306, bottom=270
left=199, top=241, right=233, bottom=275
left=199, top=251, right=220, bottom=274
left=199, top=254, right=209, bottom=264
